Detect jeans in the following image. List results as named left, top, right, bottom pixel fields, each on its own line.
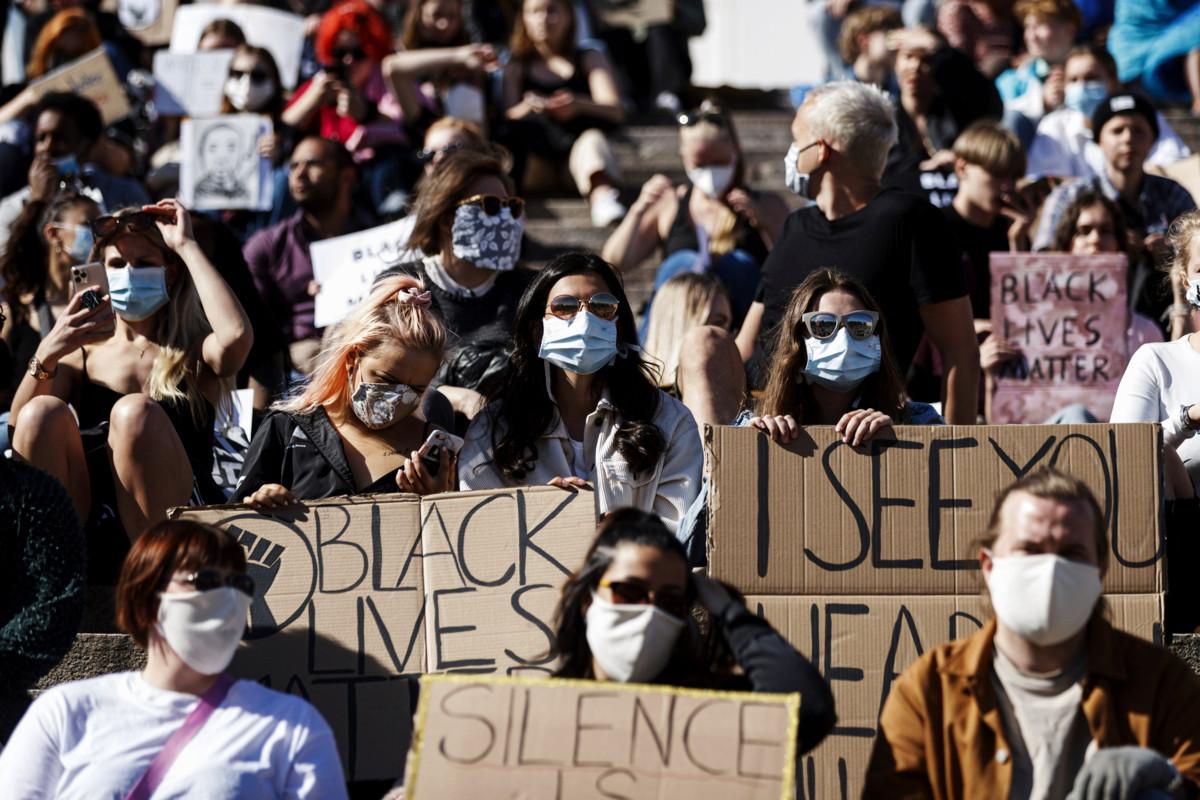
left=643, top=249, right=760, bottom=335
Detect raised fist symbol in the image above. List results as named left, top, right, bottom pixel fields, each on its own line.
left=233, top=526, right=284, bottom=632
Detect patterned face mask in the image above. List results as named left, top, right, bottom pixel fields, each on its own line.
left=449, top=203, right=524, bottom=271
left=350, top=377, right=421, bottom=430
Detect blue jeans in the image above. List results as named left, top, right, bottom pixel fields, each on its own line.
left=643, top=248, right=760, bottom=337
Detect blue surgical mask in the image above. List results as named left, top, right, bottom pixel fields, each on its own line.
left=784, top=142, right=812, bottom=199
left=106, top=266, right=169, bottom=321
left=54, top=154, right=80, bottom=176
left=539, top=311, right=618, bottom=375
left=56, top=223, right=93, bottom=263
left=1065, top=81, right=1109, bottom=118
left=802, top=329, right=881, bottom=392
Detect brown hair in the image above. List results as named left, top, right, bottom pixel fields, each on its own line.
left=219, top=45, right=285, bottom=119
left=197, top=18, right=246, bottom=48
left=408, top=149, right=515, bottom=255
left=1066, top=42, right=1117, bottom=82
left=400, top=0, right=471, bottom=50
left=510, top=0, right=576, bottom=62
left=759, top=269, right=907, bottom=422
left=1015, top=0, right=1082, bottom=27
left=27, top=9, right=101, bottom=79
left=981, top=466, right=1108, bottom=573
left=116, top=519, right=247, bottom=648
left=838, top=5, right=902, bottom=65
left=424, top=116, right=487, bottom=150
left=953, top=120, right=1026, bottom=180
left=1050, top=186, right=1129, bottom=256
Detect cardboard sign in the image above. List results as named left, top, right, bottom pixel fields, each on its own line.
left=989, top=253, right=1130, bottom=423
left=180, top=114, right=273, bottom=211
left=153, top=50, right=235, bottom=117
left=405, top=674, right=800, bottom=800
left=706, top=424, right=1163, bottom=596
left=591, top=0, right=674, bottom=30
left=101, top=0, right=178, bottom=45
left=26, top=49, right=130, bottom=125
left=311, top=218, right=415, bottom=328
left=170, top=4, right=306, bottom=89
left=175, top=487, right=596, bottom=781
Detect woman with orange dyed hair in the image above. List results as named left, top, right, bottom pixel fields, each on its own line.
left=232, top=275, right=456, bottom=506
left=26, top=8, right=102, bottom=79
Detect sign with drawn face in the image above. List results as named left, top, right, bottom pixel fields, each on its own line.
left=179, top=114, right=273, bottom=212
left=176, top=487, right=597, bottom=782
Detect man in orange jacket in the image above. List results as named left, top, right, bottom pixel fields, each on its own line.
left=865, top=466, right=1200, bottom=799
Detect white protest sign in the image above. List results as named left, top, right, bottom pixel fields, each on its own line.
left=312, top=218, right=416, bottom=329
left=170, top=5, right=305, bottom=89
left=180, top=114, right=273, bottom=212
left=27, top=49, right=131, bottom=125
left=153, top=50, right=235, bottom=117
left=106, top=0, right=177, bottom=45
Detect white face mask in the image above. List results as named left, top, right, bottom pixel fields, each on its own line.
left=156, top=587, right=251, bottom=675
left=687, top=162, right=735, bottom=198
left=985, top=553, right=1101, bottom=646
left=585, top=593, right=685, bottom=683
left=1187, top=277, right=1200, bottom=309
left=224, top=73, right=275, bottom=112
left=784, top=141, right=813, bottom=198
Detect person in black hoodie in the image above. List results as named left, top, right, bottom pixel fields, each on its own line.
left=232, top=274, right=456, bottom=507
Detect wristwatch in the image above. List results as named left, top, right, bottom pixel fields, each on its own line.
left=1179, top=404, right=1200, bottom=432
left=27, top=356, right=55, bottom=381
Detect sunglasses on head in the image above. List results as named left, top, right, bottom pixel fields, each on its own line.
left=677, top=109, right=727, bottom=128
left=801, top=310, right=880, bottom=340
left=91, top=211, right=166, bottom=239
left=230, top=67, right=270, bottom=83
left=333, top=46, right=366, bottom=62
left=456, top=193, right=525, bottom=219
left=176, top=569, right=255, bottom=597
left=417, top=141, right=464, bottom=163
left=599, top=578, right=689, bottom=618
left=547, top=292, right=620, bottom=321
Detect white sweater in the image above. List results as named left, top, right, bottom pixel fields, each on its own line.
left=0, top=672, right=348, bottom=799
left=1111, top=336, right=1200, bottom=487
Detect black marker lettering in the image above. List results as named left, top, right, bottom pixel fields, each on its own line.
left=928, top=438, right=977, bottom=570
left=436, top=684, right=496, bottom=764
left=809, top=441, right=869, bottom=570
left=870, top=439, right=922, bottom=569
left=573, top=692, right=616, bottom=768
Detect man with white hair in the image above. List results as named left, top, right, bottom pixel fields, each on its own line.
left=736, top=81, right=979, bottom=423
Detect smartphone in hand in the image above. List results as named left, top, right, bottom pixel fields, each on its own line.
left=418, top=430, right=465, bottom=477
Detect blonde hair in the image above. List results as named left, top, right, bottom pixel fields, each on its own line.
left=277, top=275, right=446, bottom=413
left=953, top=120, right=1026, bottom=180
left=679, top=100, right=746, bottom=256
left=642, top=273, right=729, bottom=389
left=838, top=5, right=901, bottom=65
left=91, top=212, right=216, bottom=426
left=1168, top=209, right=1200, bottom=284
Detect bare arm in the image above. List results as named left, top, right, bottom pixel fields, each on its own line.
left=9, top=290, right=102, bottom=426
left=383, top=45, right=496, bottom=123
left=576, top=50, right=624, bottom=125
left=601, top=176, right=673, bottom=271
left=736, top=301, right=765, bottom=364
left=280, top=74, right=332, bottom=131
left=919, top=296, right=979, bottom=424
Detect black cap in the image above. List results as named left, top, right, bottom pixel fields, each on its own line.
left=1091, top=92, right=1159, bottom=142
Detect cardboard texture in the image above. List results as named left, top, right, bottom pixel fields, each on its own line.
left=405, top=674, right=799, bottom=800
left=706, top=424, right=1163, bottom=596
left=754, top=594, right=1163, bottom=800
left=27, top=49, right=131, bottom=124
left=176, top=486, right=596, bottom=781
left=101, top=0, right=178, bottom=45
left=989, top=253, right=1130, bottom=423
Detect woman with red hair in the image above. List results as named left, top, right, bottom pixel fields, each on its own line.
left=25, top=8, right=101, bottom=79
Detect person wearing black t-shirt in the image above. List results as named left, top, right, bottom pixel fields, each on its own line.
left=941, top=121, right=1032, bottom=319
left=736, top=81, right=979, bottom=424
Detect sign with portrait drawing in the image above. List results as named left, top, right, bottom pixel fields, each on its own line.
left=180, top=114, right=273, bottom=212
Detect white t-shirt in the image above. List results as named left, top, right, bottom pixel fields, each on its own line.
left=1111, top=336, right=1200, bottom=488
left=0, top=672, right=347, bottom=800
left=1026, top=108, right=1190, bottom=180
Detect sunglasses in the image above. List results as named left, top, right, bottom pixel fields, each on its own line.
left=457, top=193, right=525, bottom=219
left=176, top=569, right=255, bottom=597
left=547, top=292, right=620, bottom=321
left=333, top=46, right=366, bottom=62
left=91, top=211, right=168, bottom=239
left=801, top=310, right=880, bottom=340
left=677, top=109, right=727, bottom=128
left=599, top=578, right=689, bottom=618
left=230, top=67, right=270, bottom=83
left=417, top=141, right=465, bottom=163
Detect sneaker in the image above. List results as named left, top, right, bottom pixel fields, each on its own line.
left=590, top=187, right=626, bottom=227
left=655, top=91, right=682, bottom=115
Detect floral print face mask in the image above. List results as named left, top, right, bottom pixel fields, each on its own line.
left=449, top=203, right=524, bottom=271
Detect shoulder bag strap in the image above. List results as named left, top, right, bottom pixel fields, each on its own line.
left=124, top=673, right=235, bottom=800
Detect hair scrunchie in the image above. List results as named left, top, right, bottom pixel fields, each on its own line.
left=396, top=287, right=433, bottom=307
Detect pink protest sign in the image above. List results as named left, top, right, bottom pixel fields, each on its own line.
left=989, top=253, right=1129, bottom=423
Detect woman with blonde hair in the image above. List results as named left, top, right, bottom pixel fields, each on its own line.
left=602, top=100, right=786, bottom=325
left=641, top=271, right=731, bottom=393
left=10, top=199, right=253, bottom=582
left=233, top=274, right=455, bottom=507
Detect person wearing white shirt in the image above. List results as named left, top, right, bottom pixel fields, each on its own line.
left=0, top=519, right=348, bottom=800
left=1027, top=44, right=1189, bottom=180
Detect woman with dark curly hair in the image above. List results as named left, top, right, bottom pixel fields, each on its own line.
left=551, top=508, right=835, bottom=754
left=457, top=252, right=702, bottom=530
